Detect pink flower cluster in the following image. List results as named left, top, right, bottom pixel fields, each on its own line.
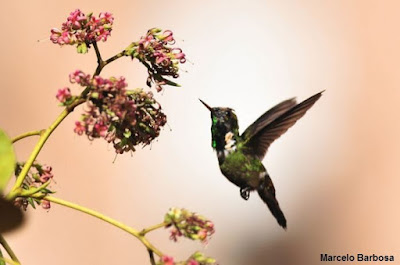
left=126, top=28, right=186, bottom=92
left=164, top=208, right=215, bottom=243
left=60, top=70, right=167, bottom=154
left=158, top=252, right=217, bottom=265
left=14, top=163, right=55, bottom=211
left=50, top=9, right=114, bottom=53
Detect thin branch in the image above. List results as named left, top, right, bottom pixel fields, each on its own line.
left=32, top=194, right=163, bottom=257
left=140, top=222, right=168, bottom=236
left=105, top=50, right=126, bottom=65
left=6, top=108, right=70, bottom=201
left=148, top=249, right=156, bottom=265
left=19, top=180, right=51, bottom=197
left=12, top=130, right=43, bottom=143
left=0, top=256, right=20, bottom=265
left=93, top=42, right=105, bottom=76
left=93, top=42, right=103, bottom=64
left=0, top=235, right=20, bottom=264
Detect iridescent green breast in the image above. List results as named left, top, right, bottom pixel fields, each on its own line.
left=219, top=148, right=266, bottom=188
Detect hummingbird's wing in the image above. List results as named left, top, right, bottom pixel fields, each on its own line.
left=241, top=98, right=297, bottom=141
left=242, top=91, right=323, bottom=160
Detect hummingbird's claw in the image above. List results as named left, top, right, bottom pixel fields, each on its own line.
left=240, top=187, right=251, bottom=200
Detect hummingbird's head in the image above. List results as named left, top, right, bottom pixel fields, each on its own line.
left=199, top=99, right=239, bottom=149
left=199, top=99, right=238, bottom=126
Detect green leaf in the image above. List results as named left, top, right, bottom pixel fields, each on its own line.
left=0, top=130, right=16, bottom=193
left=161, top=78, right=181, bottom=87
left=27, top=197, right=36, bottom=209
left=77, top=42, right=88, bottom=54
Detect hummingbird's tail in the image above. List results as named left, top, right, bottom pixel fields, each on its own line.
left=257, top=175, right=287, bottom=229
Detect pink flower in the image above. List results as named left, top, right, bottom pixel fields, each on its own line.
left=41, top=200, right=51, bottom=210
left=50, top=9, right=114, bottom=53
left=94, top=121, right=108, bottom=137
left=161, top=255, right=175, bottom=265
left=158, top=30, right=174, bottom=43
left=74, top=121, right=85, bottom=135
left=67, top=71, right=166, bottom=154
left=154, top=51, right=170, bottom=65
left=39, top=164, right=53, bottom=183
left=171, top=48, right=186, bottom=63
left=99, top=12, right=114, bottom=24
left=69, top=70, right=91, bottom=86
left=56, top=87, right=72, bottom=103
left=164, top=208, right=215, bottom=243
left=126, top=29, right=186, bottom=92
left=186, top=260, right=199, bottom=265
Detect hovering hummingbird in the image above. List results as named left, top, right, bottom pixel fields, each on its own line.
left=200, top=91, right=323, bottom=229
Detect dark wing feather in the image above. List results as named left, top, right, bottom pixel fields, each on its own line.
left=243, top=91, right=323, bottom=160
left=241, top=98, right=297, bottom=141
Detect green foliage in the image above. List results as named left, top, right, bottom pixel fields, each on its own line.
left=0, top=129, right=16, bottom=193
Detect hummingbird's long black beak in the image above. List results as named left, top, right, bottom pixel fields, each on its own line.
left=199, top=99, right=212, bottom=111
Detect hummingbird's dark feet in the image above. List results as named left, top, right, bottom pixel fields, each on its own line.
left=240, top=187, right=251, bottom=200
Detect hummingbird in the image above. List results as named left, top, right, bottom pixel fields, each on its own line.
left=200, top=91, right=323, bottom=229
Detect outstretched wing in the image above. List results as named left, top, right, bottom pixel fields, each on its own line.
left=243, top=91, right=323, bottom=160
left=241, top=98, right=297, bottom=141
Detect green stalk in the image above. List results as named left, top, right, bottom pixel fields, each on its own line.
left=38, top=195, right=163, bottom=257
left=0, top=235, right=20, bottom=264
left=12, top=130, right=43, bottom=143
left=6, top=109, right=69, bottom=200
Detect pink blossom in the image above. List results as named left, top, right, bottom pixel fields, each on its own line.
left=158, top=30, right=174, bottom=43
left=56, top=87, right=72, bottom=103
left=161, top=255, right=175, bottom=265
left=41, top=200, right=51, bottom=210
left=171, top=48, right=186, bottom=63
left=67, top=71, right=166, bottom=154
left=74, top=121, right=85, bottom=135
left=50, top=9, right=114, bottom=53
left=127, top=29, right=186, bottom=92
left=69, top=70, right=91, bottom=86
left=186, top=260, right=199, bottom=265
left=164, top=208, right=215, bottom=243
left=39, top=165, right=53, bottom=183
left=99, top=12, right=114, bottom=24
left=94, top=121, right=108, bottom=137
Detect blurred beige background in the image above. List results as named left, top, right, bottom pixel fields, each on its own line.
left=1, top=0, right=400, bottom=264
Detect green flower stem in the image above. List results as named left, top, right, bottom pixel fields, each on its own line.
left=0, top=257, right=19, bottom=265
left=140, top=222, right=168, bottom=236
left=0, top=235, right=20, bottom=265
left=11, top=130, right=43, bottom=144
left=19, top=180, right=50, bottom=197
left=34, top=195, right=163, bottom=257
left=6, top=109, right=70, bottom=201
left=105, top=50, right=127, bottom=65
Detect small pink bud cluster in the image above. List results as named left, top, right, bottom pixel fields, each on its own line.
left=158, top=252, right=217, bottom=265
left=50, top=9, right=114, bottom=53
left=164, top=208, right=215, bottom=243
left=14, top=163, right=55, bottom=211
left=65, top=70, right=166, bottom=154
left=56, top=87, right=72, bottom=105
left=126, top=28, right=186, bottom=92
